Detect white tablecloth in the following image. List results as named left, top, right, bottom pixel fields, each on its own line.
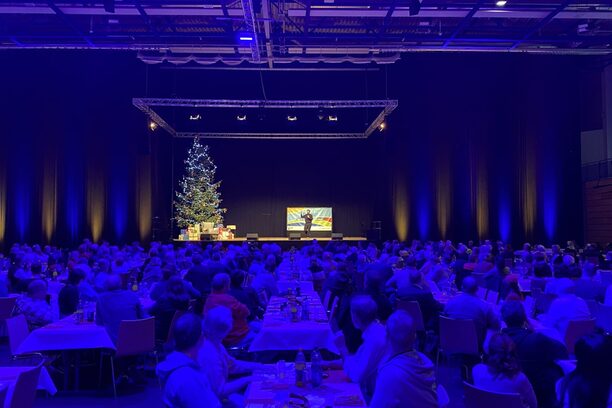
left=17, top=317, right=115, bottom=354
left=249, top=296, right=338, bottom=353
left=276, top=281, right=315, bottom=294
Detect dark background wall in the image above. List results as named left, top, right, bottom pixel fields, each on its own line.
left=0, top=51, right=588, bottom=248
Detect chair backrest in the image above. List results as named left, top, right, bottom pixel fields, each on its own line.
left=328, top=296, right=340, bottom=323
left=485, top=290, right=499, bottom=305
left=476, top=287, right=487, bottom=300
left=6, top=315, right=30, bottom=356
left=439, top=316, right=479, bottom=355
left=8, top=364, right=42, bottom=408
left=0, top=384, right=7, bottom=408
left=565, top=318, right=596, bottom=355
left=396, top=300, right=425, bottom=331
left=463, top=381, right=523, bottom=408
left=0, top=297, right=17, bottom=320
left=599, top=270, right=612, bottom=287
left=322, top=290, right=332, bottom=313
left=166, top=310, right=186, bottom=344
left=595, top=303, right=612, bottom=334
left=116, top=317, right=156, bottom=358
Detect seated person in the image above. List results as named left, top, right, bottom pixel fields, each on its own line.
left=204, top=273, right=254, bottom=346
left=331, top=295, right=388, bottom=401
left=501, top=300, right=567, bottom=408
left=157, top=313, right=221, bottom=408
left=96, top=274, right=145, bottom=344
left=16, top=279, right=54, bottom=329
left=228, top=270, right=261, bottom=320
left=150, top=276, right=191, bottom=341
left=574, top=262, right=606, bottom=302
left=556, top=333, right=612, bottom=408
left=58, top=268, right=85, bottom=318
left=394, top=269, right=443, bottom=331
left=150, top=267, right=201, bottom=301
left=444, top=276, right=500, bottom=347
left=369, top=310, right=438, bottom=408
left=542, top=279, right=590, bottom=338
left=198, top=306, right=262, bottom=407
left=472, top=333, right=538, bottom=408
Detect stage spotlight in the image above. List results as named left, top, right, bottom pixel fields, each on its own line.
left=237, top=114, right=247, bottom=121
left=378, top=122, right=386, bottom=132
left=327, top=115, right=338, bottom=122
left=189, top=114, right=202, bottom=121
left=287, top=115, right=298, bottom=122
left=239, top=35, right=253, bottom=41
left=495, top=0, right=507, bottom=6
left=409, top=0, right=421, bottom=16
left=149, top=121, right=158, bottom=131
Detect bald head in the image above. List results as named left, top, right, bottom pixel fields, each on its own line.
left=462, top=276, right=478, bottom=295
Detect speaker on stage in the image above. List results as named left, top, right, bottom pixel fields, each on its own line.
left=246, top=233, right=259, bottom=241
left=331, top=233, right=343, bottom=241
left=289, top=232, right=301, bottom=240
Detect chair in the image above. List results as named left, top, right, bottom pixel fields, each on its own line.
left=100, top=317, right=157, bottom=398
left=6, top=315, right=30, bottom=357
left=565, top=318, right=596, bottom=355
left=437, top=316, right=480, bottom=379
left=476, top=287, right=487, bottom=300
left=0, top=384, right=7, bottom=408
left=485, top=290, right=499, bottom=305
left=0, top=297, right=17, bottom=320
left=322, top=290, right=332, bottom=314
left=396, top=300, right=425, bottom=331
left=463, top=381, right=523, bottom=408
left=7, top=363, right=43, bottom=408
left=328, top=296, right=339, bottom=323
left=595, top=303, right=612, bottom=334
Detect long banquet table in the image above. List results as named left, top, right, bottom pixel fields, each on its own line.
left=249, top=295, right=339, bottom=353
left=245, top=364, right=365, bottom=407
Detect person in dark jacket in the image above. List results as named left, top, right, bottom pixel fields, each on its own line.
left=58, top=268, right=85, bottom=318
left=150, top=276, right=190, bottom=341
left=393, top=269, right=443, bottom=331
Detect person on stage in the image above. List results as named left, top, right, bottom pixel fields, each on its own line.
left=301, top=209, right=314, bottom=237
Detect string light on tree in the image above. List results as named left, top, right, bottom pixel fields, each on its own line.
left=173, top=138, right=226, bottom=228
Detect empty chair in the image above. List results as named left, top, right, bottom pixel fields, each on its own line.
left=437, top=316, right=480, bottom=377
left=396, top=300, right=425, bottom=331
left=485, top=290, right=499, bottom=305
left=595, top=302, right=612, bottom=334
left=6, top=315, right=30, bottom=357
left=463, top=381, right=523, bottom=408
left=7, top=363, right=43, bottom=408
left=100, top=317, right=157, bottom=398
left=565, top=318, right=596, bottom=355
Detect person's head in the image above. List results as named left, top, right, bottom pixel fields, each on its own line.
left=306, top=209, right=311, bottom=214
left=408, top=269, right=423, bottom=286
left=202, top=306, right=233, bottom=343
left=350, top=295, right=378, bottom=331
left=500, top=300, right=527, bottom=329
left=173, top=313, right=204, bottom=355
left=385, top=310, right=416, bottom=353
left=68, top=268, right=85, bottom=285
left=192, top=254, right=203, bottom=266
left=582, top=262, right=597, bottom=278
left=484, top=333, right=521, bottom=379
left=230, top=270, right=246, bottom=289
left=167, top=276, right=187, bottom=298
left=211, top=273, right=230, bottom=293
left=27, top=279, right=47, bottom=300
left=462, top=276, right=478, bottom=295
left=105, top=274, right=122, bottom=291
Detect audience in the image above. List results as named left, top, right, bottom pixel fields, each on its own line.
left=16, top=279, right=53, bottom=329
left=369, top=310, right=439, bottom=408
left=472, top=333, right=538, bottom=408
left=394, top=269, right=443, bottom=330
left=542, top=278, right=591, bottom=337
left=58, top=268, right=84, bottom=318
left=157, top=313, right=221, bottom=408
left=150, top=276, right=191, bottom=341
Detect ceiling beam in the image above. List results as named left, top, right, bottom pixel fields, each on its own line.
left=240, top=0, right=261, bottom=62
left=511, top=1, right=570, bottom=50
left=262, top=0, right=273, bottom=68
left=443, top=0, right=483, bottom=48
left=47, top=0, right=94, bottom=46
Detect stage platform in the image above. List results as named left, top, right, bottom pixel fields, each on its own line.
left=173, top=236, right=367, bottom=243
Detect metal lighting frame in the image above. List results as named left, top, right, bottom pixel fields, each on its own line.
left=132, top=98, right=398, bottom=139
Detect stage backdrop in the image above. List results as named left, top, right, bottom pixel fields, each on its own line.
left=0, top=51, right=590, bottom=247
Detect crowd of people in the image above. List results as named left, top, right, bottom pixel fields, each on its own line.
left=1, top=238, right=612, bottom=407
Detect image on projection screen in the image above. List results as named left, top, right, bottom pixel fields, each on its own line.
left=286, top=207, right=333, bottom=231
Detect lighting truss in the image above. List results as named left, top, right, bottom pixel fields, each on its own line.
left=132, top=98, right=398, bottom=139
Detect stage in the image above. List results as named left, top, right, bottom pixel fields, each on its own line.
left=173, top=236, right=368, bottom=249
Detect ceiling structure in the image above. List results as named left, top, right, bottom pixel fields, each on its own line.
left=0, top=1, right=611, bottom=66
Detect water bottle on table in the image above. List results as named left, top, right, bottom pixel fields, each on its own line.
left=295, top=349, right=306, bottom=387
left=311, top=348, right=323, bottom=387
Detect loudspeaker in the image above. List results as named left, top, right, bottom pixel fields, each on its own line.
left=366, top=228, right=381, bottom=241
left=246, top=233, right=259, bottom=241
left=289, top=232, right=301, bottom=240
left=331, top=233, right=343, bottom=241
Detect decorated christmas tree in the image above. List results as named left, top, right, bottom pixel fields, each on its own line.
left=174, top=138, right=226, bottom=228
